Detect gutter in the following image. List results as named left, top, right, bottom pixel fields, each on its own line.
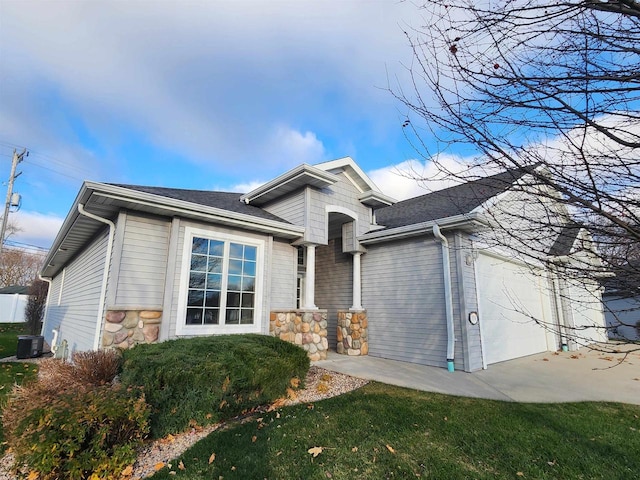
left=78, top=203, right=116, bottom=351
left=433, top=224, right=456, bottom=372
left=359, top=213, right=487, bottom=245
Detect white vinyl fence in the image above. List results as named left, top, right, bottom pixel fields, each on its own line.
left=0, top=293, right=28, bottom=323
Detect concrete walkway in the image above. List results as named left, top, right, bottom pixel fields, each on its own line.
left=315, top=346, right=640, bottom=405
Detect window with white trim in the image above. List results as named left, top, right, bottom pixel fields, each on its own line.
left=177, top=229, right=263, bottom=334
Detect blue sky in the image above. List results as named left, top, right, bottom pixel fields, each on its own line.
left=0, top=0, right=463, bottom=250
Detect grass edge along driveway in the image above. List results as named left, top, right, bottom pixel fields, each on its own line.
left=151, top=382, right=640, bottom=480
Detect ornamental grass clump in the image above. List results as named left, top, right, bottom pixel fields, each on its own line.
left=119, top=334, right=309, bottom=438
left=1, top=350, right=149, bottom=479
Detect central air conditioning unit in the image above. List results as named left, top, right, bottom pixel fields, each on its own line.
left=16, top=335, right=44, bottom=359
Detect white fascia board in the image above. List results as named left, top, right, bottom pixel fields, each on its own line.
left=239, top=164, right=338, bottom=204
left=358, top=190, right=396, bottom=207
left=92, top=184, right=305, bottom=237
left=359, top=213, right=488, bottom=245
left=315, top=157, right=383, bottom=193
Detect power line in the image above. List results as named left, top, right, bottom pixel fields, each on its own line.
left=0, top=139, right=95, bottom=178
left=4, top=240, right=49, bottom=253
left=23, top=159, right=87, bottom=182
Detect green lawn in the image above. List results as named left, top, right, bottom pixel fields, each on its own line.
left=0, top=322, right=29, bottom=359
left=150, top=382, right=640, bottom=480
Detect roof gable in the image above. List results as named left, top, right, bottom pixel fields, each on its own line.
left=315, top=157, right=396, bottom=207
left=239, top=164, right=338, bottom=206
left=375, top=168, right=529, bottom=229
left=314, top=157, right=380, bottom=193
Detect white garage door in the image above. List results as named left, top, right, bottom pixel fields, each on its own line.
left=477, top=254, right=552, bottom=364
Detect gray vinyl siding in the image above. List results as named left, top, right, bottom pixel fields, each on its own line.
left=262, top=190, right=306, bottom=226
left=307, top=174, right=372, bottom=244
left=42, top=230, right=109, bottom=353
left=362, top=236, right=450, bottom=368
left=270, top=239, right=297, bottom=309
left=166, top=219, right=274, bottom=337
left=42, top=271, right=64, bottom=347
left=112, top=214, right=170, bottom=308
left=454, top=234, right=483, bottom=371
left=316, top=238, right=353, bottom=348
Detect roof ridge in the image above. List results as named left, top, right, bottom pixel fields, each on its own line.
left=108, top=183, right=242, bottom=196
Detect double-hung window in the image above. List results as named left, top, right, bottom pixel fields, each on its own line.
left=177, top=228, right=263, bottom=335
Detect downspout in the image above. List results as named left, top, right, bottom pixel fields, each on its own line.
left=433, top=224, right=456, bottom=372
left=78, top=203, right=115, bottom=350
left=549, top=265, right=569, bottom=351
left=38, top=275, right=52, bottom=338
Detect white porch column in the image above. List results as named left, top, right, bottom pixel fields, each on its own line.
left=303, top=244, right=317, bottom=309
left=351, top=252, right=363, bottom=311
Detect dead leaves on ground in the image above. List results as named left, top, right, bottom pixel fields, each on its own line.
left=308, top=446, right=324, bottom=457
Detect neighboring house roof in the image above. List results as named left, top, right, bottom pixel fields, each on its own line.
left=110, top=185, right=288, bottom=223
left=375, top=168, right=529, bottom=229
left=0, top=285, right=29, bottom=295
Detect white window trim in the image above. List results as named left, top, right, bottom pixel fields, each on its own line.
left=176, top=227, right=265, bottom=336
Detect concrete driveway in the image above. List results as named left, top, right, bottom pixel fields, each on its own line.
left=315, top=345, right=640, bottom=405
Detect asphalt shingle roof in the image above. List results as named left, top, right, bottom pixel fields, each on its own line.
left=375, top=168, right=530, bottom=229
left=548, top=224, right=581, bottom=257
left=109, top=185, right=290, bottom=224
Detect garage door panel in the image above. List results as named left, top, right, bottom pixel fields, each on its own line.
left=477, top=254, right=550, bottom=364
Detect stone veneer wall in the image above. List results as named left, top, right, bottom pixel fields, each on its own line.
left=337, top=310, right=368, bottom=355
left=270, top=310, right=328, bottom=361
left=102, top=309, right=161, bottom=349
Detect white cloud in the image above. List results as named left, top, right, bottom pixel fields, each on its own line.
left=368, top=155, right=476, bottom=200
left=0, top=1, right=417, bottom=171
left=264, top=126, right=326, bottom=167
left=9, top=211, right=65, bottom=249
left=219, top=180, right=266, bottom=194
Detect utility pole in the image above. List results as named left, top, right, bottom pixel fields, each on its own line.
left=0, top=148, right=27, bottom=257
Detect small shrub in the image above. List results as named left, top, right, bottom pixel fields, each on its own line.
left=37, top=349, right=121, bottom=390
left=120, top=334, right=309, bottom=437
left=72, top=349, right=122, bottom=386
left=1, top=349, right=148, bottom=479
left=3, top=383, right=148, bottom=479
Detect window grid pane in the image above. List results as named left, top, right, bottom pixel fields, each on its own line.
left=225, top=243, right=256, bottom=325
left=186, top=237, right=257, bottom=327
